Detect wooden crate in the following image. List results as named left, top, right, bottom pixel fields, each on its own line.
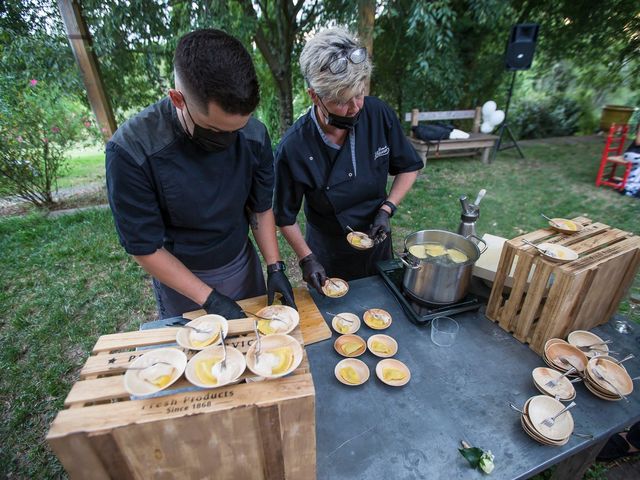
left=486, top=217, right=640, bottom=355
left=47, top=289, right=324, bottom=480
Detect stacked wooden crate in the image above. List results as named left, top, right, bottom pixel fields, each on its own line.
left=486, top=217, right=640, bottom=355
left=47, top=289, right=329, bottom=480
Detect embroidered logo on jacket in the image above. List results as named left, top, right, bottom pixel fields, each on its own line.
left=374, top=146, right=390, bottom=160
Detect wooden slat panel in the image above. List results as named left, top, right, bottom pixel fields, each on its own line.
left=70, top=351, right=309, bottom=407
left=113, top=406, right=264, bottom=480
left=257, top=404, right=285, bottom=479
left=503, top=252, right=535, bottom=333
left=280, top=395, right=317, bottom=479
left=512, top=261, right=553, bottom=343
left=486, top=242, right=517, bottom=322
left=573, top=250, right=638, bottom=331
left=404, top=109, right=476, bottom=122
left=409, top=135, right=498, bottom=150
left=48, top=373, right=314, bottom=438
left=92, top=329, right=178, bottom=353
left=48, top=432, right=111, bottom=480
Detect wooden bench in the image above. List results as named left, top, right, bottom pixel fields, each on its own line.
left=404, top=108, right=499, bottom=164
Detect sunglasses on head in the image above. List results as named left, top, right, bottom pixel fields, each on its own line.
left=320, top=46, right=368, bottom=75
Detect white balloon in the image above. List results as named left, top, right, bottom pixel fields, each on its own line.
left=482, top=100, right=497, bottom=117
left=490, top=109, right=505, bottom=126
left=480, top=122, right=494, bottom=134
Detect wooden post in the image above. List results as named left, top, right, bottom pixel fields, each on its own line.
left=358, top=0, right=375, bottom=95
left=57, top=0, right=117, bottom=142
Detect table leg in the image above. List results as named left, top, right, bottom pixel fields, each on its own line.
left=549, top=437, right=608, bottom=480
left=482, top=147, right=491, bottom=164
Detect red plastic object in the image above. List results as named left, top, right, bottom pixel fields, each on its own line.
left=595, top=124, right=632, bottom=190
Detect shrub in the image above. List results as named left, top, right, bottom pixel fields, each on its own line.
left=511, top=97, right=581, bottom=140
left=0, top=79, right=94, bottom=207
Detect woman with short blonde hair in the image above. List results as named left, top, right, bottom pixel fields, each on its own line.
left=274, top=27, right=424, bottom=291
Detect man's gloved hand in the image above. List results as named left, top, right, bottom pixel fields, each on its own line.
left=299, top=253, right=327, bottom=295
left=267, top=263, right=297, bottom=309
left=201, top=289, right=244, bottom=319
left=369, top=209, right=391, bottom=244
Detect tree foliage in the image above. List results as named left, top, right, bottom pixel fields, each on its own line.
left=2, top=0, right=639, bottom=147
left=0, top=80, right=92, bottom=206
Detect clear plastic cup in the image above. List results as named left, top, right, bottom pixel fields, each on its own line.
left=431, top=316, right=459, bottom=347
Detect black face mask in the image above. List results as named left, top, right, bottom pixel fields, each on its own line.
left=318, top=97, right=362, bottom=130
left=180, top=95, right=238, bottom=152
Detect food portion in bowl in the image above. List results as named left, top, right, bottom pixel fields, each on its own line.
left=322, top=278, right=349, bottom=298
left=331, top=312, right=360, bottom=334
left=175, top=314, right=229, bottom=351
left=347, top=231, right=374, bottom=250
left=334, top=334, right=366, bottom=357
left=363, top=308, right=392, bottom=330
left=335, top=358, right=370, bottom=386
left=124, top=347, right=187, bottom=396
left=548, top=218, right=581, bottom=234
left=408, top=242, right=468, bottom=263
left=246, top=334, right=303, bottom=378
left=187, top=346, right=246, bottom=388
left=255, top=305, right=299, bottom=335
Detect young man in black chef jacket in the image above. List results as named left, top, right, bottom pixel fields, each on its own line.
left=106, top=29, right=295, bottom=318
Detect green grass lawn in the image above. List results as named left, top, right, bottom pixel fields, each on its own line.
left=1, top=137, right=638, bottom=477
left=57, top=146, right=105, bottom=189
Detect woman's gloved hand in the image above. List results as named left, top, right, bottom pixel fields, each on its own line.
left=201, top=289, right=244, bottom=319
left=369, top=209, right=391, bottom=244
left=299, top=253, right=327, bottom=295
left=267, top=262, right=297, bottom=309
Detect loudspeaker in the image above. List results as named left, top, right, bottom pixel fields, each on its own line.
left=505, top=23, right=539, bottom=71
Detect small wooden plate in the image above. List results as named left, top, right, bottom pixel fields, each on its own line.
left=334, top=334, right=366, bottom=358
left=586, top=357, right=633, bottom=396
left=548, top=218, right=582, bottom=234
left=124, top=347, right=187, bottom=396
left=367, top=334, right=398, bottom=358
left=185, top=345, right=246, bottom=389
left=363, top=308, right=392, bottom=330
left=545, top=343, right=588, bottom=373
left=255, top=305, right=299, bottom=335
left=330, top=312, right=360, bottom=335
left=544, top=338, right=569, bottom=352
left=347, top=231, right=374, bottom=250
left=176, top=314, right=229, bottom=351
left=531, top=367, right=576, bottom=401
left=526, top=395, right=574, bottom=441
left=245, top=334, right=303, bottom=378
left=567, top=330, right=609, bottom=358
left=375, top=358, right=410, bottom=386
left=537, top=243, right=579, bottom=263
left=335, top=358, right=370, bottom=386
left=322, top=278, right=349, bottom=298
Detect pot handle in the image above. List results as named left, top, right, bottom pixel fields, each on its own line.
left=396, top=251, right=421, bottom=270
left=468, top=234, right=488, bottom=254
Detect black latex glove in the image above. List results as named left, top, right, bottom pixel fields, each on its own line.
left=299, top=253, right=327, bottom=295
left=267, top=269, right=297, bottom=309
left=369, top=209, right=391, bottom=244
left=201, top=289, right=244, bottom=319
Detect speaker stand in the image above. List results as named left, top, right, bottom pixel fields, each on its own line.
left=492, top=71, right=524, bottom=162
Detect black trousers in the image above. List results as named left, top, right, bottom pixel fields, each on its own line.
left=306, top=223, right=393, bottom=281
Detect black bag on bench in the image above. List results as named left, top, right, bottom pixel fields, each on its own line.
left=412, top=123, right=454, bottom=142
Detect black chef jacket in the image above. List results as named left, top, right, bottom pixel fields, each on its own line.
left=274, top=96, right=423, bottom=236
left=106, top=97, right=274, bottom=271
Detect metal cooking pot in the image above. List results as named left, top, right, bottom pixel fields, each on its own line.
left=399, top=230, right=487, bottom=305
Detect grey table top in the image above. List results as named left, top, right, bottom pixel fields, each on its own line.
left=307, top=276, right=640, bottom=480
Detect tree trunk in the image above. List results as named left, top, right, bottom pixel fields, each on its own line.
left=275, top=72, right=294, bottom=137
left=358, top=0, right=375, bottom=95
